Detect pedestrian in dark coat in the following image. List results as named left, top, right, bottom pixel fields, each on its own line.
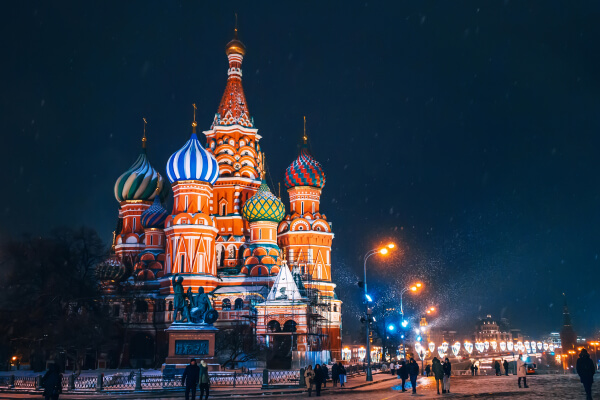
left=494, top=360, right=501, bottom=376
left=41, top=363, right=62, bottom=400
left=425, top=363, right=431, bottom=377
left=182, top=358, right=200, bottom=400
left=331, top=362, right=339, bottom=387
left=338, top=362, right=347, bottom=387
left=322, top=364, right=329, bottom=388
left=432, top=357, right=444, bottom=394
left=399, top=360, right=408, bottom=391
left=198, top=360, right=210, bottom=400
left=314, top=364, right=324, bottom=396
left=408, top=358, right=420, bottom=394
left=577, top=349, right=596, bottom=400
left=503, top=359, right=509, bottom=376
left=470, top=363, right=475, bottom=376
left=443, top=358, right=452, bottom=394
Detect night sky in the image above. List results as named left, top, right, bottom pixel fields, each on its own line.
left=2, top=2, right=599, bottom=338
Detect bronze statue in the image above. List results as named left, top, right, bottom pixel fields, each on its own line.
left=171, top=274, right=185, bottom=322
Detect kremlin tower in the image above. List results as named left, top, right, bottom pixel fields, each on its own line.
left=99, top=26, right=342, bottom=368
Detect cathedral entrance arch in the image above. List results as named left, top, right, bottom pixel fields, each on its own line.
left=266, top=320, right=292, bottom=369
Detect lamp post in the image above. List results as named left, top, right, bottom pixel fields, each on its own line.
left=363, top=243, right=395, bottom=381
left=399, top=283, right=423, bottom=360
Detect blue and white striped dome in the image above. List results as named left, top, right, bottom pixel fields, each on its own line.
left=166, top=133, right=219, bottom=184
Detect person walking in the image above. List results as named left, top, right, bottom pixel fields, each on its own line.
left=494, top=360, right=501, bottom=376
left=516, top=354, right=528, bottom=388
left=331, top=362, right=339, bottom=387
left=182, top=358, right=200, bottom=400
left=314, top=364, right=324, bottom=396
left=432, top=357, right=444, bottom=395
left=305, top=365, right=315, bottom=397
left=391, top=360, right=396, bottom=376
left=322, top=363, right=329, bottom=388
left=41, top=363, right=62, bottom=400
left=338, top=362, right=347, bottom=387
left=470, top=363, right=475, bottom=376
left=577, top=348, right=596, bottom=400
left=443, top=358, right=452, bottom=394
left=198, top=360, right=210, bottom=400
left=399, top=360, right=408, bottom=391
left=425, top=363, right=431, bottom=377
left=474, top=363, right=479, bottom=376
left=503, top=359, right=509, bottom=376
left=408, top=358, right=420, bottom=394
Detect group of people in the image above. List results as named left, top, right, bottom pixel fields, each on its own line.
left=182, top=358, right=210, bottom=400
left=389, top=358, right=421, bottom=394
left=431, top=357, right=452, bottom=394
left=304, top=362, right=347, bottom=397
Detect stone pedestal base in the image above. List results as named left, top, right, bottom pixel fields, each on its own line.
left=164, top=323, right=218, bottom=365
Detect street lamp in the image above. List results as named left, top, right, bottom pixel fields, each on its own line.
left=399, top=282, right=423, bottom=360
left=362, top=243, right=395, bottom=381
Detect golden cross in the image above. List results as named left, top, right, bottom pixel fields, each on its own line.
left=142, top=117, right=147, bottom=148
left=303, top=116, right=307, bottom=144
left=192, top=103, right=198, bottom=133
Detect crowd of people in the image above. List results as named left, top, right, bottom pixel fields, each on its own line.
left=304, top=361, right=347, bottom=396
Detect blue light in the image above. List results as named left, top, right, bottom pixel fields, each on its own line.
left=401, top=335, right=404, bottom=339
left=401, top=320, right=408, bottom=328
left=365, top=294, right=373, bottom=302
left=417, top=336, right=422, bottom=342
left=388, top=324, right=396, bottom=332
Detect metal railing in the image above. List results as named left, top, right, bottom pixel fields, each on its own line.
left=0, top=365, right=381, bottom=393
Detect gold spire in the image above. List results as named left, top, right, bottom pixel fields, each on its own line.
left=226, top=14, right=246, bottom=56
left=278, top=182, right=281, bottom=199
left=303, top=116, right=308, bottom=145
left=192, top=103, right=197, bottom=133
left=234, top=13, right=239, bottom=38
left=260, top=152, right=266, bottom=180
left=142, top=117, right=148, bottom=149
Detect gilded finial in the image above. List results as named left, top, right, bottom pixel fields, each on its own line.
left=142, top=117, right=148, bottom=148
left=278, top=182, right=281, bottom=199
left=260, top=152, right=266, bottom=180
left=192, top=103, right=197, bottom=133
left=234, top=13, right=239, bottom=38
left=303, top=116, right=307, bottom=145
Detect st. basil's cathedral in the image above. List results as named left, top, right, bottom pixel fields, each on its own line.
left=97, top=29, right=342, bottom=369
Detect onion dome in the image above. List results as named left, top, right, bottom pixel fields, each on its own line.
left=226, top=32, right=246, bottom=56
left=284, top=145, right=326, bottom=189
left=242, top=181, right=286, bottom=223
left=95, top=255, right=133, bottom=282
left=140, top=194, right=168, bottom=229
left=166, top=133, right=220, bottom=184
left=114, top=149, right=164, bottom=202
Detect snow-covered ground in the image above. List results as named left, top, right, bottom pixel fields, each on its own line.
left=384, top=373, right=598, bottom=399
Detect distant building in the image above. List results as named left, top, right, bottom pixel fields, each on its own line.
left=560, top=294, right=577, bottom=352
left=475, top=315, right=512, bottom=343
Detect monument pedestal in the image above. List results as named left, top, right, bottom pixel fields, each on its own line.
left=164, top=323, right=218, bottom=366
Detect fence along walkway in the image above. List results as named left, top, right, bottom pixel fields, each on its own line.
left=0, top=369, right=295, bottom=391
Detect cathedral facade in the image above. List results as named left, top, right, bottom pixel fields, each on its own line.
left=98, top=31, right=341, bottom=369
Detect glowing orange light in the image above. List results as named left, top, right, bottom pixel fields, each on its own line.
left=387, top=243, right=395, bottom=249
left=11, top=356, right=16, bottom=361
left=430, top=307, right=436, bottom=311
left=416, top=283, right=422, bottom=288
left=410, top=286, right=417, bottom=292
left=380, top=248, right=389, bottom=255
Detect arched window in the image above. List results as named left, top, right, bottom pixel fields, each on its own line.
left=267, top=320, right=281, bottom=333
left=333, top=305, right=338, bottom=312
left=221, top=203, right=227, bottom=216
left=234, top=298, right=244, bottom=310
left=222, top=299, right=231, bottom=310
left=168, top=301, right=173, bottom=311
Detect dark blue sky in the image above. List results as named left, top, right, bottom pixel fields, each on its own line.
left=2, top=1, right=599, bottom=338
